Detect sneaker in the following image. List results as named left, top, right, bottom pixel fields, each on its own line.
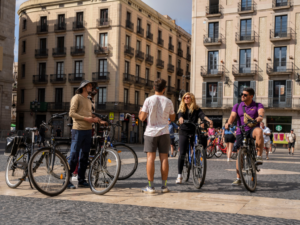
left=269, top=152, right=272, bottom=154
left=292, top=153, right=294, bottom=156
left=256, top=156, right=263, bottom=165
left=72, top=175, right=78, bottom=182
left=227, top=158, right=230, bottom=162
left=78, top=181, right=90, bottom=188
left=289, top=152, right=291, bottom=155
left=266, top=157, right=269, bottom=160
left=170, top=154, right=173, bottom=158
left=67, top=182, right=76, bottom=189
left=175, top=177, right=183, bottom=184
left=141, top=186, right=155, bottom=194
left=232, top=179, right=242, bottom=185
left=161, top=186, right=170, bottom=193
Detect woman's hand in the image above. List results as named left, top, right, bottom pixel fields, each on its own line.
left=179, top=117, right=184, bottom=124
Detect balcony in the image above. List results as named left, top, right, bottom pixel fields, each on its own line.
left=134, top=76, right=147, bottom=87
left=206, top=5, right=221, bottom=17
left=36, top=25, right=48, bottom=34
left=73, top=21, right=85, bottom=31
left=123, top=73, right=135, bottom=85
left=97, top=18, right=110, bottom=28
left=124, top=45, right=134, bottom=58
left=94, top=45, right=109, bottom=55
left=35, top=49, right=48, bottom=58
left=135, top=50, right=145, bottom=61
left=68, top=73, right=85, bottom=83
left=54, top=23, right=66, bottom=32
left=178, top=49, right=183, bottom=57
left=203, top=34, right=223, bottom=46
left=50, top=74, right=66, bottom=84
left=187, top=53, right=191, bottom=61
left=266, top=62, right=293, bottom=76
left=167, top=86, right=176, bottom=95
left=202, top=98, right=223, bottom=108
left=177, top=68, right=183, bottom=76
left=48, top=102, right=70, bottom=111
left=201, top=66, right=224, bottom=77
left=269, top=98, right=292, bottom=108
left=168, top=64, right=174, bottom=73
left=157, top=37, right=164, bottom=47
left=96, top=102, right=141, bottom=113
left=232, top=64, right=257, bottom=77
left=237, top=2, right=254, bottom=14
left=145, top=54, right=153, bottom=65
left=136, top=26, right=144, bottom=37
left=92, top=72, right=110, bottom=83
left=52, top=48, right=66, bottom=57
left=168, top=44, right=174, bottom=52
left=33, top=75, right=48, bottom=84
left=145, top=79, right=154, bottom=90
left=186, top=74, right=191, bottom=80
left=272, top=0, right=291, bottom=10
left=30, top=102, right=48, bottom=112
left=146, top=32, right=153, bottom=41
left=71, top=46, right=85, bottom=56
left=126, top=20, right=134, bottom=32
left=270, top=28, right=292, bottom=41
left=235, top=32, right=256, bottom=44
left=156, top=59, right=164, bottom=69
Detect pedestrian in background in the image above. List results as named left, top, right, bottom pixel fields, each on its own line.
left=168, top=118, right=179, bottom=157
left=56, top=126, right=62, bottom=137
left=269, top=131, right=274, bottom=153
left=223, top=119, right=236, bottom=161
left=261, top=122, right=271, bottom=160
left=287, top=129, right=296, bottom=155
left=34, top=127, right=39, bottom=145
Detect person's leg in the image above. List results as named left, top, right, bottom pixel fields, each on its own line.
left=227, top=142, right=233, bottom=159
left=146, top=152, right=156, bottom=182
left=143, top=136, right=157, bottom=192
left=157, top=134, right=170, bottom=190
left=233, top=135, right=243, bottom=184
left=269, top=143, right=272, bottom=153
left=265, top=147, right=269, bottom=159
left=288, top=143, right=291, bottom=154
left=78, top=130, right=92, bottom=185
left=292, top=142, right=295, bottom=154
left=170, top=145, right=174, bottom=156
left=252, top=127, right=263, bottom=157
left=178, top=135, right=189, bottom=175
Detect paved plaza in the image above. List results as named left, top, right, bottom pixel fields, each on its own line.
left=0, top=146, right=300, bottom=224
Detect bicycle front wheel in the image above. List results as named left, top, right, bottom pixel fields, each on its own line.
left=182, top=153, right=190, bottom=182
left=238, top=148, right=257, bottom=192
left=28, top=148, right=70, bottom=197
left=192, top=146, right=207, bottom=189
left=89, top=148, right=121, bottom=195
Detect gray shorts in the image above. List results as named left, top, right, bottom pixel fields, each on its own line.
left=144, top=134, right=170, bottom=154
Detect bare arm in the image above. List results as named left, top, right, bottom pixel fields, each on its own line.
left=139, top=110, right=148, bottom=121
left=255, top=108, right=265, bottom=123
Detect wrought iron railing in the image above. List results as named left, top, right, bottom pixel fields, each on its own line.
left=237, top=1, right=254, bottom=12
left=266, top=62, right=293, bottom=74
left=270, top=27, right=291, bottom=39
left=123, top=73, right=135, bottom=83
left=201, top=65, right=224, bottom=76
left=145, top=54, right=153, bottom=65
left=48, top=102, right=70, bottom=111
left=72, top=21, right=86, bottom=30
left=232, top=64, right=257, bottom=75
left=235, top=31, right=256, bottom=42
left=37, top=25, right=48, bottom=33
left=169, top=44, right=174, bottom=52
left=272, top=0, right=291, bottom=8
left=124, top=45, right=134, bottom=57
left=135, top=50, right=145, bottom=61
left=206, top=5, right=221, bottom=15
left=68, top=73, right=85, bottom=82
left=126, top=20, right=134, bottom=31
left=35, top=49, right=48, bottom=58
left=146, top=32, right=153, bottom=41
left=50, top=74, right=66, bottom=83
left=92, top=72, right=110, bottom=82
left=203, top=34, right=223, bottom=44
left=94, top=45, right=109, bottom=55
left=156, top=59, right=164, bottom=69
left=177, top=68, right=183, bottom=76
left=157, top=37, right=164, bottom=47
left=97, top=18, right=110, bottom=27
left=168, top=64, right=174, bottom=73
left=187, top=53, right=191, bottom=61
left=33, top=75, right=48, bottom=84
left=135, top=76, right=146, bottom=86
left=52, top=48, right=66, bottom=56
left=178, top=49, right=183, bottom=57
left=71, top=46, right=85, bottom=55
left=136, top=26, right=144, bottom=37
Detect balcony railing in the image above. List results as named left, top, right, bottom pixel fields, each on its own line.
left=35, top=49, right=48, bottom=58
left=124, top=45, right=134, bottom=58
left=37, top=25, right=48, bottom=34
left=269, top=98, right=292, bottom=108
left=272, top=0, right=291, bottom=9
left=145, top=79, right=154, bottom=89
left=33, top=75, right=48, bottom=84
left=73, top=21, right=85, bottom=30
left=97, top=18, right=110, bottom=27
left=135, top=50, right=145, bottom=61
left=201, top=65, right=224, bottom=77
left=48, top=102, right=70, bottom=111
left=186, top=74, right=191, bottom=80
left=146, top=32, right=153, bottom=41
left=96, top=102, right=142, bottom=112
left=177, top=68, right=183, bottom=76
left=145, top=54, right=153, bottom=65
left=50, top=74, right=66, bottom=84
left=156, top=59, right=164, bottom=69
left=266, top=62, right=293, bottom=75
left=71, top=46, right=85, bottom=56
left=187, top=53, right=191, bottom=61
left=123, top=73, right=135, bottom=84
left=178, top=49, right=183, bottom=57
left=270, top=28, right=292, bottom=41
left=169, top=44, right=174, bottom=52
left=232, top=64, right=257, bottom=76
left=126, top=20, right=134, bottom=31
left=167, top=86, right=176, bottom=95
left=203, top=34, right=223, bottom=46
left=68, top=73, right=85, bottom=83
left=202, top=98, right=223, bottom=108
left=136, top=26, right=144, bottom=37
left=168, top=64, right=174, bottom=73
left=92, top=72, right=110, bottom=83
left=52, top=48, right=66, bottom=57
left=157, top=37, right=164, bottom=47
left=30, top=102, right=48, bottom=112
left=237, top=1, right=254, bottom=13
left=134, top=76, right=147, bottom=86
left=94, top=45, right=109, bottom=55
left=235, top=32, right=256, bottom=43
left=206, top=5, right=221, bottom=17
left=54, top=23, right=66, bottom=32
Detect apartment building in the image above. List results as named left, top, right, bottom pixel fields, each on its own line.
left=17, top=0, right=191, bottom=143
left=12, top=63, right=18, bottom=128
left=192, top=0, right=300, bottom=148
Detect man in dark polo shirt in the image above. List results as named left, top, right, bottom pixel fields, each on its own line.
left=225, top=87, right=265, bottom=185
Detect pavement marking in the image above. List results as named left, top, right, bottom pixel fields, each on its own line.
left=226, top=169, right=300, bottom=175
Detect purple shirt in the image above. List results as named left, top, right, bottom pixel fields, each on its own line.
left=232, top=101, right=264, bottom=135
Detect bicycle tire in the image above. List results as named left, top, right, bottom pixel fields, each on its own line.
left=238, top=148, right=257, bottom=192
left=89, top=148, right=121, bottom=195
left=272, top=144, right=276, bottom=153
left=52, top=143, right=72, bottom=180
left=182, top=153, right=190, bottom=182
left=192, top=146, right=207, bottom=189
left=231, top=152, right=237, bottom=160
left=113, top=144, right=138, bottom=180
left=214, top=146, right=223, bottom=158
left=28, top=148, right=70, bottom=197
left=206, top=145, right=215, bottom=159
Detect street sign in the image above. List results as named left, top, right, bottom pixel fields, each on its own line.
left=135, top=119, right=139, bottom=126
left=120, top=113, right=124, bottom=121
left=109, top=112, right=114, bottom=120
left=131, top=114, right=135, bottom=122
left=276, top=125, right=283, bottom=132
left=132, top=122, right=135, bottom=127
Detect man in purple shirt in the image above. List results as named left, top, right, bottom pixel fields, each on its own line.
left=225, top=87, right=265, bottom=186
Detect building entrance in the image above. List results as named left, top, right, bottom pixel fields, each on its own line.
left=207, top=116, right=223, bottom=129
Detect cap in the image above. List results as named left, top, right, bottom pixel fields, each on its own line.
left=168, top=118, right=170, bottom=121
left=291, top=129, right=294, bottom=131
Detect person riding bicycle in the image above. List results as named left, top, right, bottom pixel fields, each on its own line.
left=176, top=92, right=212, bottom=184
left=207, top=123, right=215, bottom=146
left=68, top=80, right=107, bottom=189
left=225, top=87, right=264, bottom=186
left=168, top=118, right=179, bottom=157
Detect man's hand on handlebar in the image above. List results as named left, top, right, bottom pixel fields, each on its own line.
left=99, top=120, right=108, bottom=126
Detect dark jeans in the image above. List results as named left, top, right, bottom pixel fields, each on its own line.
left=68, top=129, right=92, bottom=183
left=178, top=135, right=194, bottom=174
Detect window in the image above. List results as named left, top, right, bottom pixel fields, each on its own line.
left=187, top=46, right=190, bottom=54
left=169, top=36, right=172, bottom=44
left=75, top=61, right=83, bottom=77
left=57, top=37, right=64, bottom=53
left=208, top=22, right=219, bottom=39
left=99, top=59, right=107, bottom=74
left=240, top=19, right=252, bottom=40
left=56, top=62, right=64, bottom=78
left=168, top=76, right=171, bottom=87
left=276, top=0, right=289, bottom=7
left=146, top=45, right=150, bottom=55
left=273, top=80, right=287, bottom=105
left=186, top=82, right=189, bottom=92
left=275, top=15, right=288, bottom=37
left=39, top=63, right=46, bottom=76
left=100, top=9, right=108, bottom=19
left=169, top=55, right=172, bottom=64
left=38, top=88, right=45, bottom=102
left=124, top=89, right=128, bottom=104
left=146, top=68, right=150, bottom=80
left=178, top=41, right=182, bottom=49
left=40, top=38, right=47, bottom=51
left=206, top=82, right=218, bottom=104
left=75, top=35, right=84, bottom=48
left=239, top=49, right=251, bottom=72
left=126, top=12, right=131, bottom=21
left=137, top=18, right=142, bottom=29
left=40, top=16, right=47, bottom=30
left=178, top=59, right=181, bottom=68
left=147, top=24, right=151, bottom=35
left=126, top=35, right=130, bottom=47
left=58, top=14, right=65, bottom=28
left=98, top=87, right=107, bottom=104
left=145, top=93, right=149, bottom=99
left=22, top=40, right=26, bottom=53
left=274, top=47, right=287, bottom=72
left=157, top=72, right=161, bottom=78
left=23, top=19, right=27, bottom=30
left=186, top=63, right=189, bottom=72
left=21, top=89, right=25, bottom=104
left=136, top=40, right=141, bottom=51
left=21, top=64, right=25, bottom=78
left=158, top=30, right=162, bottom=39
left=55, top=88, right=63, bottom=104
left=135, top=91, right=139, bottom=105
left=125, top=61, right=130, bottom=74
left=76, top=12, right=84, bottom=25
left=177, top=79, right=180, bottom=90
left=241, top=0, right=252, bottom=11
left=208, top=51, right=219, bottom=74
left=99, top=33, right=108, bottom=47
left=136, top=65, right=140, bottom=77
left=158, top=50, right=161, bottom=59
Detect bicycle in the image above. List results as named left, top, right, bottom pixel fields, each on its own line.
left=271, top=143, right=276, bottom=153
left=181, top=120, right=209, bottom=189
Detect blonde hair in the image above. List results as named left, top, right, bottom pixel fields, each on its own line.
left=177, top=92, right=199, bottom=114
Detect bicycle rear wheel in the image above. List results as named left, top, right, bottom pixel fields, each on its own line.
left=206, top=145, right=215, bottom=159
left=113, top=144, right=138, bottom=180
left=89, top=148, right=121, bottom=195
left=238, top=148, right=257, bottom=192
left=272, top=144, right=276, bottom=153
left=192, top=146, right=207, bottom=189
left=28, top=148, right=70, bottom=197
left=182, top=153, right=190, bottom=182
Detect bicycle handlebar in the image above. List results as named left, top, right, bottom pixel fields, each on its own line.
left=52, top=112, right=68, bottom=118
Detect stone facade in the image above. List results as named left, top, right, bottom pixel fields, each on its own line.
left=17, top=0, right=191, bottom=143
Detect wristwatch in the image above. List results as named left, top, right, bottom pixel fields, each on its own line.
left=259, top=115, right=263, bottom=118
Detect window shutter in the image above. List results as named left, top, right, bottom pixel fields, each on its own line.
left=233, top=81, right=239, bottom=105
left=217, top=82, right=223, bottom=107
left=250, top=81, right=256, bottom=101
left=286, top=80, right=292, bottom=108
left=268, top=80, right=273, bottom=108
left=202, top=82, right=207, bottom=108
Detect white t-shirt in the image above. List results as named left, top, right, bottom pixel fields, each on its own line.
left=287, top=133, right=296, bottom=142
left=141, top=95, right=175, bottom=137
left=261, top=126, right=271, bottom=143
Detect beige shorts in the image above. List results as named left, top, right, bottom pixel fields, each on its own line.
left=264, top=141, right=270, bottom=148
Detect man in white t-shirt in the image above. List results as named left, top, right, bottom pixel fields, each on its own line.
left=287, top=129, right=296, bottom=155
left=139, top=78, right=175, bottom=194
left=260, top=122, right=271, bottom=160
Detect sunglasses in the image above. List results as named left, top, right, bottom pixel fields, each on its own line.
left=184, top=97, right=191, bottom=100
left=241, top=93, right=248, bottom=97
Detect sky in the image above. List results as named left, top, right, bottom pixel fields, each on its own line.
left=14, top=0, right=192, bottom=62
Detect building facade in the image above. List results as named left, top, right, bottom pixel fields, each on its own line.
left=0, top=0, right=15, bottom=131
left=17, top=0, right=191, bottom=143
left=192, top=0, right=300, bottom=148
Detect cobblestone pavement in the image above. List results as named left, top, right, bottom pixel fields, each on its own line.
left=0, top=145, right=300, bottom=224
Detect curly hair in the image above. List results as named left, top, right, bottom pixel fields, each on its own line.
left=177, top=92, right=199, bottom=114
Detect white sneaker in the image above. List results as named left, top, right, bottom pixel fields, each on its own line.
left=141, top=186, right=155, bottom=194
left=269, top=152, right=272, bottom=154
left=227, top=158, right=230, bottom=162
left=72, top=175, right=78, bottom=181
left=176, top=177, right=183, bottom=184
left=161, top=186, right=170, bottom=193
